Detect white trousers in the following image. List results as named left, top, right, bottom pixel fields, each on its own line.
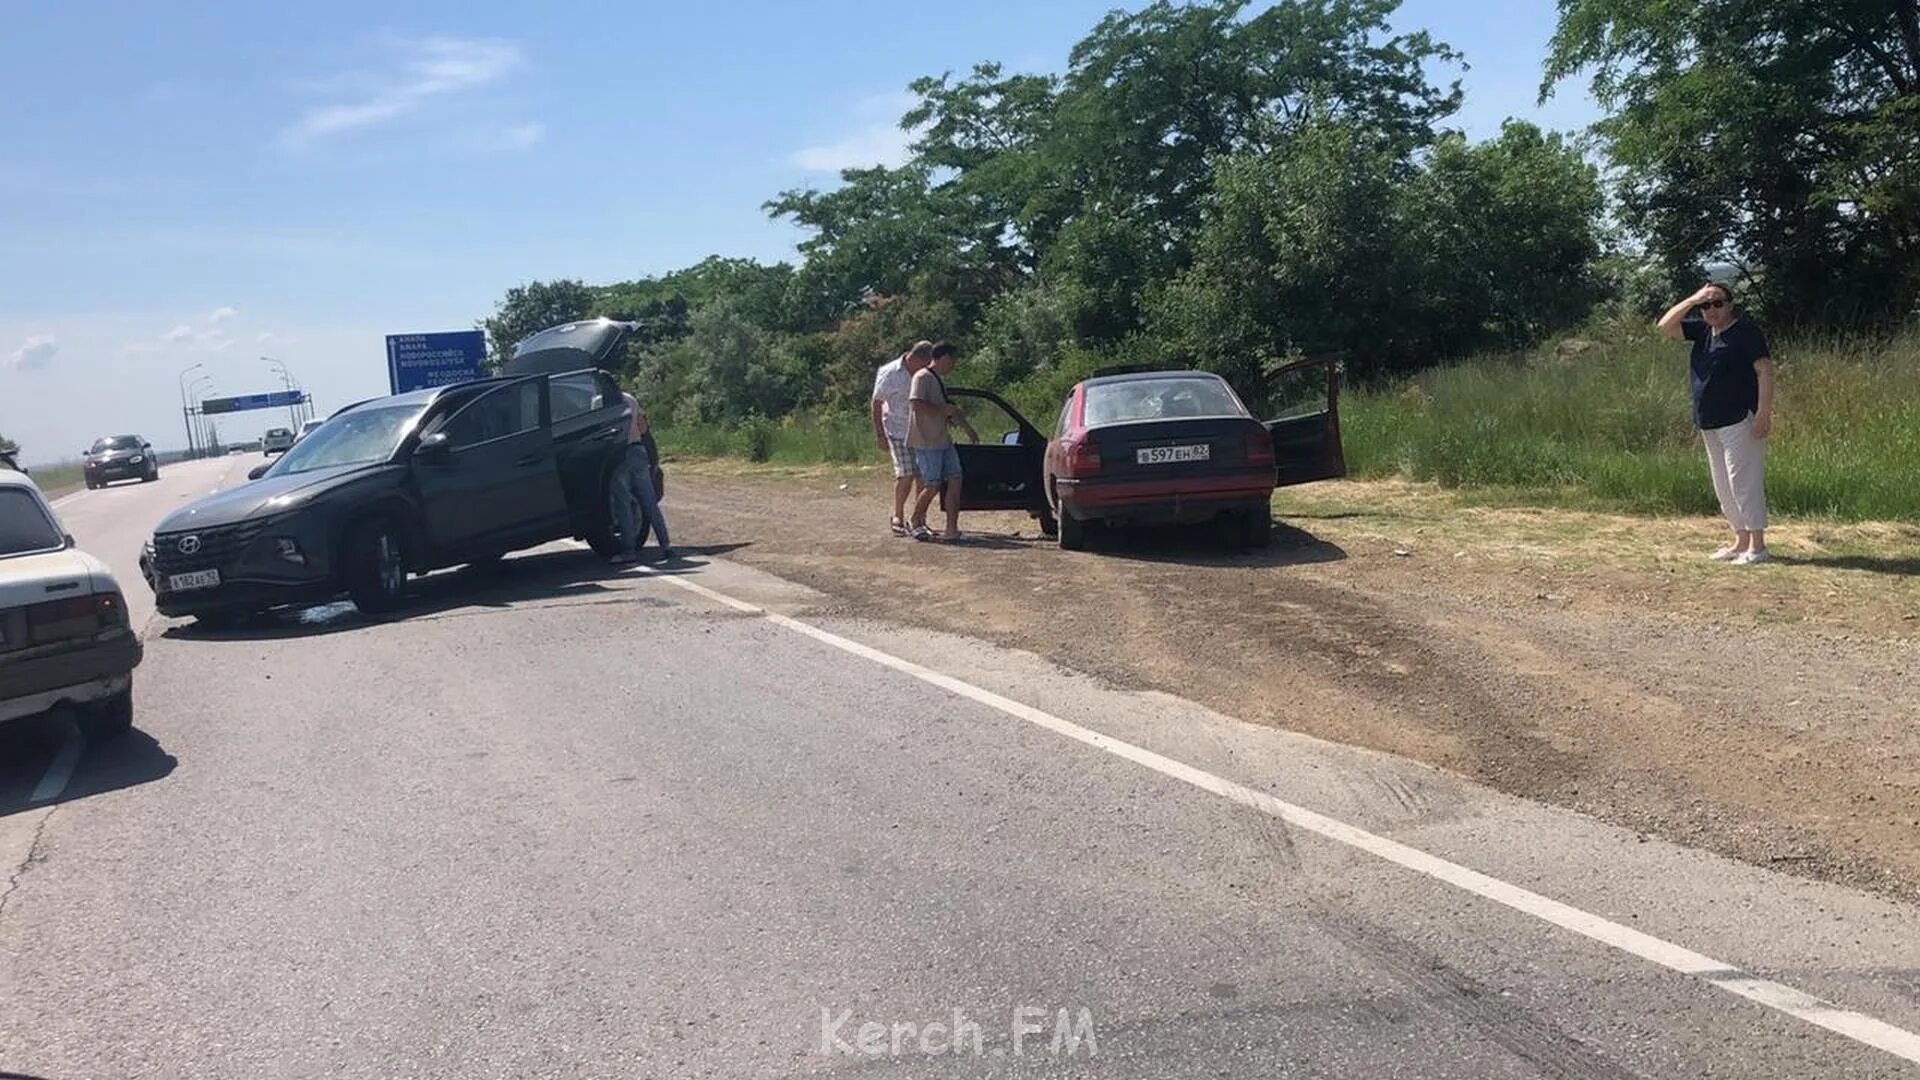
left=1701, top=413, right=1767, bottom=532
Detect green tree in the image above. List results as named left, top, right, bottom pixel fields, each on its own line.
left=817, top=288, right=966, bottom=411
left=1054, top=0, right=1459, bottom=248
left=767, top=165, right=1004, bottom=323
left=0, top=434, right=17, bottom=454
left=1036, top=206, right=1172, bottom=345
left=1150, top=122, right=1407, bottom=387
left=905, top=0, right=1462, bottom=267
left=1544, top=0, right=1920, bottom=325
left=971, top=281, right=1083, bottom=386
left=1399, top=123, right=1604, bottom=351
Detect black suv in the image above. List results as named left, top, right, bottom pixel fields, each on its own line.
left=83, top=435, right=160, bottom=487
left=141, top=320, right=658, bottom=625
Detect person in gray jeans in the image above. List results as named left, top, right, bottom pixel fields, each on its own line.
left=612, top=392, right=674, bottom=564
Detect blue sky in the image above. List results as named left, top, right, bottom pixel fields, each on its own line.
left=0, top=1, right=1596, bottom=459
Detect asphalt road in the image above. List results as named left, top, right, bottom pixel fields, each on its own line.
left=3, top=457, right=1919, bottom=1078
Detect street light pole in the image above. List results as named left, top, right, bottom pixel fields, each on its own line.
left=189, top=376, right=215, bottom=457
left=264, top=357, right=305, bottom=426
left=176, top=362, right=204, bottom=459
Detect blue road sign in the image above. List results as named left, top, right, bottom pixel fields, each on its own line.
left=201, top=390, right=307, bottom=415
left=386, top=330, right=487, bottom=394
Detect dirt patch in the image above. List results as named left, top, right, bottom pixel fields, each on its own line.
left=664, top=459, right=1920, bottom=901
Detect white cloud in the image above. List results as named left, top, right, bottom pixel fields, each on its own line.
left=283, top=36, right=524, bottom=145
left=207, top=306, right=239, bottom=324
left=163, top=324, right=195, bottom=344
left=5, top=335, right=58, bottom=371
left=495, top=122, right=545, bottom=151
left=792, top=92, right=921, bottom=173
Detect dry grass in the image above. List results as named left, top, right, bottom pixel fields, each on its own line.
left=1274, top=478, right=1920, bottom=637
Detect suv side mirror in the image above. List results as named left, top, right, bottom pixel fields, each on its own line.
left=415, top=431, right=452, bottom=463
left=247, top=463, right=270, bottom=481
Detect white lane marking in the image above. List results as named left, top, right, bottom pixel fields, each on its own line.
left=29, top=718, right=84, bottom=804
left=636, top=565, right=1920, bottom=1067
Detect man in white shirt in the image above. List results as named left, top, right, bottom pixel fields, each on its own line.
left=870, top=340, right=933, bottom=536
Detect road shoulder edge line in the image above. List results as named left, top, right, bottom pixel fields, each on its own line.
left=638, top=563, right=1920, bottom=1068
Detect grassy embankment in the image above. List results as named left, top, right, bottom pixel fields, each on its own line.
left=654, top=328, right=1920, bottom=523
left=26, top=465, right=85, bottom=500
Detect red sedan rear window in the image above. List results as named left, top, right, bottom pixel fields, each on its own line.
left=1083, top=378, right=1247, bottom=426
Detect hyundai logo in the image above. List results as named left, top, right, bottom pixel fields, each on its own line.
left=177, top=535, right=201, bottom=555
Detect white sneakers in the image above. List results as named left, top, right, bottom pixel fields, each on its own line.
left=1710, top=546, right=1772, bottom=565
left=1710, top=546, right=1741, bottom=561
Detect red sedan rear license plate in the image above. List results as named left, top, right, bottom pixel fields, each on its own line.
left=1136, top=444, right=1210, bottom=465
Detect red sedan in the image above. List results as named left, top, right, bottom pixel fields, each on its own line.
left=949, top=360, right=1346, bottom=550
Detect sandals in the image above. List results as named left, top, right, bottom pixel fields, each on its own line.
left=890, top=518, right=909, bottom=537
left=910, top=525, right=934, bottom=541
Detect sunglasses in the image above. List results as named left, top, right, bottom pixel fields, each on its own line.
left=1699, top=299, right=1728, bottom=310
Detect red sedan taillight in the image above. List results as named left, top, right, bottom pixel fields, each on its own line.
left=1245, top=427, right=1275, bottom=468
left=1060, top=437, right=1103, bottom=477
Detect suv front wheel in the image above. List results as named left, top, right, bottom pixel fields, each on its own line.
left=345, top=518, right=409, bottom=615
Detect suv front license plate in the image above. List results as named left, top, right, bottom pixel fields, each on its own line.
left=167, top=569, right=221, bottom=592
left=1137, top=444, right=1210, bottom=465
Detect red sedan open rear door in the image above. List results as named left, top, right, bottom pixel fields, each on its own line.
left=1262, top=356, right=1347, bottom=487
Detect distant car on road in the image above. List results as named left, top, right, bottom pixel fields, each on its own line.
left=948, top=361, right=1346, bottom=550
left=0, top=471, right=141, bottom=737
left=293, top=419, right=326, bottom=444
left=261, top=428, right=296, bottom=456
left=83, top=434, right=160, bottom=488
left=143, top=324, right=648, bottom=625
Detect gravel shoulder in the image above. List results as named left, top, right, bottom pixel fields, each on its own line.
left=663, top=459, right=1920, bottom=901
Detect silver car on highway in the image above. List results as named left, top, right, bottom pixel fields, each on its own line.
left=0, top=471, right=141, bottom=736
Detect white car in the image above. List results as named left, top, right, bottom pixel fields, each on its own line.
left=262, top=427, right=296, bottom=456
left=0, top=472, right=141, bottom=737
left=293, top=418, right=326, bottom=444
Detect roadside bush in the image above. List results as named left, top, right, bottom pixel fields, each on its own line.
left=733, top=415, right=776, bottom=463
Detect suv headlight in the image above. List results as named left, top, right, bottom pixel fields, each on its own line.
left=130, top=454, right=144, bottom=464
left=273, top=537, right=306, bottom=565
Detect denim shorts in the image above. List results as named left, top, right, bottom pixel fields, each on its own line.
left=912, top=445, right=963, bottom=485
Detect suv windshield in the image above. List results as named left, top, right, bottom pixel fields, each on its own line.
left=0, top=489, right=64, bottom=556
left=265, top=404, right=426, bottom=476
left=1083, top=377, right=1247, bottom=426
left=90, top=436, right=141, bottom=453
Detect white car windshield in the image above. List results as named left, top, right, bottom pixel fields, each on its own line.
left=0, top=489, right=64, bottom=557
left=264, top=404, right=426, bottom=476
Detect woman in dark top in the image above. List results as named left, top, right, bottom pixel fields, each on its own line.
left=1656, top=282, right=1776, bottom=564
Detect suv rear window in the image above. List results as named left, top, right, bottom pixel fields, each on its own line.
left=1082, top=377, right=1247, bottom=426
left=549, top=372, right=608, bottom=423
left=0, top=489, right=63, bottom=557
